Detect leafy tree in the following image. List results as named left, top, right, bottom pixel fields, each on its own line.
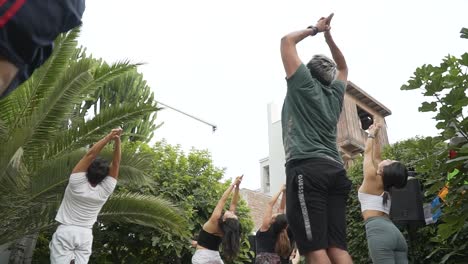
left=461, top=27, right=468, bottom=39
left=76, top=63, right=161, bottom=142
left=401, top=27, right=468, bottom=263
left=0, top=28, right=186, bottom=261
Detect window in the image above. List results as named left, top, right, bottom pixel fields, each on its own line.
left=263, top=165, right=270, bottom=193
left=356, top=106, right=373, bottom=130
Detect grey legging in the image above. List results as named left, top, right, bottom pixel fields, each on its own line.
left=365, top=216, right=408, bottom=264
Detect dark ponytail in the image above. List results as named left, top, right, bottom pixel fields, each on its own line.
left=382, top=162, right=408, bottom=206
left=219, top=217, right=241, bottom=260
left=271, top=214, right=291, bottom=258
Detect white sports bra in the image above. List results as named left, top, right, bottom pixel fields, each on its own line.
left=358, top=191, right=391, bottom=215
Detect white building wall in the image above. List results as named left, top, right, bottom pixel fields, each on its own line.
left=260, top=102, right=286, bottom=195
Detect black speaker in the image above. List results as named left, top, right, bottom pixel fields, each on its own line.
left=389, top=177, right=425, bottom=229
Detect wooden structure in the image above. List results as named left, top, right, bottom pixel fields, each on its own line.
left=337, top=81, right=392, bottom=168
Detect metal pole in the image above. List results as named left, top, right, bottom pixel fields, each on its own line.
left=156, top=100, right=217, bottom=132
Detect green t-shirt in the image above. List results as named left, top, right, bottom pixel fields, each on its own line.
left=281, top=63, right=346, bottom=164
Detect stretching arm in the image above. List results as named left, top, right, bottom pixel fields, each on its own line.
left=209, top=176, right=242, bottom=222
left=108, top=136, right=121, bottom=179
left=260, top=187, right=284, bottom=231
left=229, top=182, right=240, bottom=212
left=281, top=29, right=316, bottom=78
left=72, top=128, right=121, bottom=173
left=278, top=184, right=286, bottom=214
left=281, top=14, right=332, bottom=79
left=324, top=31, right=347, bottom=82
left=363, top=124, right=382, bottom=179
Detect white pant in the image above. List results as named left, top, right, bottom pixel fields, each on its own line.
left=192, top=249, right=224, bottom=264
left=49, top=225, right=93, bottom=264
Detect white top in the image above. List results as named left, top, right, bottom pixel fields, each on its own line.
left=55, top=172, right=117, bottom=228
left=358, top=191, right=391, bottom=215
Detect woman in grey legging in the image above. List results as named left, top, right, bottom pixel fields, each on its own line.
left=359, top=121, right=409, bottom=264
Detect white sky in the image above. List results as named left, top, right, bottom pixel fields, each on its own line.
left=78, top=0, right=468, bottom=190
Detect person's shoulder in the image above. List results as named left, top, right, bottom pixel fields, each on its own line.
left=330, top=79, right=347, bottom=92
left=103, top=176, right=117, bottom=184
left=286, top=64, right=315, bottom=89
left=99, top=176, right=117, bottom=190
left=70, top=172, right=86, bottom=177
left=69, top=172, right=87, bottom=185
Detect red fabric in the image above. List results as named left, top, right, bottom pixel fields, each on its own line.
left=0, top=0, right=26, bottom=28
left=449, top=149, right=457, bottom=159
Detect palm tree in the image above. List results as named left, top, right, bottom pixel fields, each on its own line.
left=78, top=66, right=161, bottom=143
left=0, top=28, right=187, bottom=260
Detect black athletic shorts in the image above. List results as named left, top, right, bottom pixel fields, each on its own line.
left=285, top=157, right=352, bottom=254
left=0, top=0, right=85, bottom=98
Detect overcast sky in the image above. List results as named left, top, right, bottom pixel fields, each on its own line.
left=78, top=0, right=468, bottom=190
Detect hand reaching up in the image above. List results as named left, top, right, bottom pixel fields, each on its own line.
left=316, top=13, right=334, bottom=32
left=234, top=175, right=243, bottom=187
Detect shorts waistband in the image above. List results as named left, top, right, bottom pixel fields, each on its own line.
left=286, top=157, right=343, bottom=169
left=57, top=224, right=93, bottom=233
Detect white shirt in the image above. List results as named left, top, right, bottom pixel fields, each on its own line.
left=55, top=172, right=117, bottom=228
left=358, top=191, right=391, bottom=215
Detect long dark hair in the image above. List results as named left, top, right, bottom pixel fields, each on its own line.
left=218, top=217, right=241, bottom=260
left=382, top=162, right=408, bottom=206
left=271, top=214, right=291, bottom=258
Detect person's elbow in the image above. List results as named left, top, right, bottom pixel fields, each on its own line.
left=337, top=65, right=348, bottom=72
left=281, top=35, right=294, bottom=48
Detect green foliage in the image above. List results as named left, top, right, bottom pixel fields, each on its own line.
left=77, top=63, right=161, bottom=143
left=400, top=27, right=468, bottom=263
left=461, top=28, right=468, bottom=39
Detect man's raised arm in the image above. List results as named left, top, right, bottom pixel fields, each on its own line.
left=324, top=14, right=348, bottom=82
left=281, top=29, right=314, bottom=79
left=280, top=15, right=331, bottom=79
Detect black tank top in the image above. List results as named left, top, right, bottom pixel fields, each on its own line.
left=255, top=228, right=276, bottom=253
left=256, top=227, right=295, bottom=255
left=198, top=229, right=222, bottom=251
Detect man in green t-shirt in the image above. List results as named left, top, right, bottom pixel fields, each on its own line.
left=280, top=13, right=353, bottom=264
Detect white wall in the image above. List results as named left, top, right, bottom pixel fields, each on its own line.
left=260, top=102, right=287, bottom=195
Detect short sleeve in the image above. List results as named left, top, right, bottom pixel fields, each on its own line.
left=68, top=172, right=88, bottom=189
left=286, top=64, right=315, bottom=91
left=98, top=176, right=117, bottom=198
left=330, top=80, right=346, bottom=102
left=331, top=80, right=346, bottom=93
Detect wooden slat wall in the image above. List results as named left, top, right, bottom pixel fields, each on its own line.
left=337, top=92, right=390, bottom=157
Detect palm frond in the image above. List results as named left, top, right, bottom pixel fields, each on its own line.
left=0, top=129, right=32, bottom=181
left=46, top=103, right=159, bottom=158
left=99, top=193, right=187, bottom=236
left=29, top=150, right=84, bottom=197
left=82, top=60, right=140, bottom=100
left=23, top=58, right=94, bottom=163
left=0, top=147, right=29, bottom=194
left=0, top=196, right=61, bottom=244
left=0, top=28, right=81, bottom=133
left=0, top=118, right=7, bottom=141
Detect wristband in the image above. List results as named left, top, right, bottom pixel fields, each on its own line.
left=307, top=26, right=319, bottom=36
